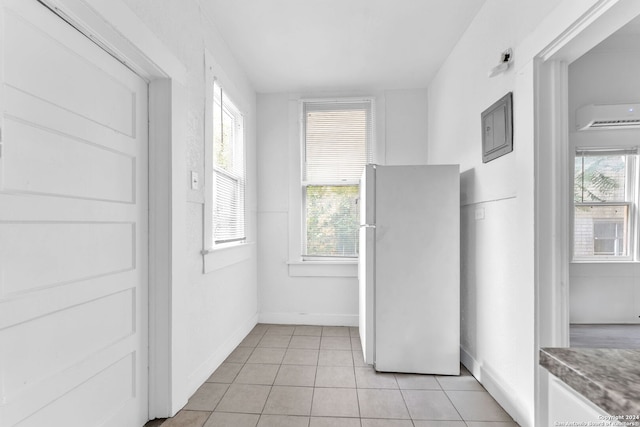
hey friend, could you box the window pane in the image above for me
[305,185,359,257]
[574,205,628,257]
[214,106,236,172]
[214,170,244,243]
[574,154,627,203]
[593,220,624,255]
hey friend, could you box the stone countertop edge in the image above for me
[540,347,640,416]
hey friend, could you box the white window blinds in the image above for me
[213,81,245,244]
[303,101,373,183]
[301,99,373,258]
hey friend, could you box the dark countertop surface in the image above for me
[540,347,640,416]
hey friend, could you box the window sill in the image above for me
[571,259,637,264]
[203,241,254,273]
[287,260,358,278]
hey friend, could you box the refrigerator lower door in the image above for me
[358,225,375,365]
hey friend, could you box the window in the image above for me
[593,219,625,256]
[211,80,245,245]
[301,99,373,259]
[202,52,251,272]
[573,148,637,260]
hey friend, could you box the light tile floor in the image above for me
[147,324,519,427]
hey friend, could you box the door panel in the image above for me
[4,7,136,136]
[4,119,135,202]
[0,222,135,295]
[0,1,148,426]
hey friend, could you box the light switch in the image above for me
[191,171,199,190]
[475,208,485,220]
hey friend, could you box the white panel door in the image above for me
[0,1,149,426]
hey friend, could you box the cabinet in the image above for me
[548,373,612,426]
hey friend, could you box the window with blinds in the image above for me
[212,81,245,244]
[573,147,637,260]
[302,99,373,258]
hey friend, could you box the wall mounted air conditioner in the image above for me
[576,103,640,130]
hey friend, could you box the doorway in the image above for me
[566,17,640,347]
[535,1,640,425]
[535,0,640,350]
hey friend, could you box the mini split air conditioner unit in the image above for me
[576,103,640,130]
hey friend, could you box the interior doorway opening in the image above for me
[566,17,640,347]
[534,1,640,425]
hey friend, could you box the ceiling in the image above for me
[199,0,487,93]
[589,14,640,53]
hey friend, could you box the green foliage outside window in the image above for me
[305,185,359,257]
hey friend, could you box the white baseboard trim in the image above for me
[259,312,358,327]
[460,347,533,427]
[186,313,259,395]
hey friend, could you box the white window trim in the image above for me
[570,137,640,264]
[202,50,251,273]
[287,96,376,277]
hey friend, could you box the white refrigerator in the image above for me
[358,164,460,375]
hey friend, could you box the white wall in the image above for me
[568,37,640,324]
[384,89,429,165]
[425,0,615,425]
[121,0,259,410]
[256,89,428,326]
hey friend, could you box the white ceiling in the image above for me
[199,0,487,93]
[588,14,640,53]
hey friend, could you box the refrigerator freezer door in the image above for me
[374,165,460,374]
[358,225,375,364]
[360,164,376,226]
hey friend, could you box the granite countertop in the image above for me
[540,347,640,416]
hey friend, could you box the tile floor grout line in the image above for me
[441,386,467,425]
[349,334,365,423]
[350,330,365,427]
[244,325,266,427]
[309,341,319,425]
[396,373,416,425]
[200,408,214,427]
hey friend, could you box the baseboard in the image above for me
[570,321,640,324]
[186,312,259,395]
[460,347,533,427]
[258,312,358,327]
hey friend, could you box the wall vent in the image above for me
[576,103,640,130]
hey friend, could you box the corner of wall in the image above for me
[461,347,534,427]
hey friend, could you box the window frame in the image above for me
[202,50,250,272]
[571,146,638,262]
[288,97,375,273]
[211,80,246,245]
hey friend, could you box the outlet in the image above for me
[190,171,199,190]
